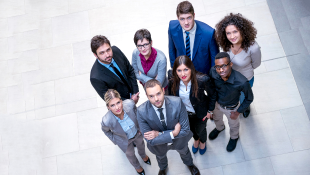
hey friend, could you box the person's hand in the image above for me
[139,71,141,75]
[144,130,159,140]
[230,111,240,120]
[131,92,140,104]
[172,122,181,137]
[202,112,211,121]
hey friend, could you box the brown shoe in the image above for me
[188,164,200,175]
[158,168,167,175]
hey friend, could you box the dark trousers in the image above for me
[156,143,193,170]
[188,113,207,143]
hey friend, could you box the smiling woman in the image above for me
[131,29,168,90]
[168,55,217,155]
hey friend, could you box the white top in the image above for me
[182,22,197,59]
[151,100,174,140]
[228,41,261,80]
[179,80,195,113]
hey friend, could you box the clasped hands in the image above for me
[144,122,181,140]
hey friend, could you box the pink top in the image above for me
[139,47,157,75]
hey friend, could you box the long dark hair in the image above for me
[171,55,199,98]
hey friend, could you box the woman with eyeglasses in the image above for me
[215,13,261,118]
[168,55,216,155]
[132,29,168,90]
[101,89,151,175]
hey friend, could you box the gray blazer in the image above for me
[131,48,168,87]
[137,96,193,156]
[101,99,141,153]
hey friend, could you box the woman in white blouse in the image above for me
[168,55,217,155]
[215,13,261,118]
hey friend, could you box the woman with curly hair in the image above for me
[215,13,261,118]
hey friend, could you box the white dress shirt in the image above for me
[179,80,195,113]
[151,100,175,140]
[182,22,197,59]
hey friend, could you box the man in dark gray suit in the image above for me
[137,79,200,175]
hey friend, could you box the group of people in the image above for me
[90,1,261,175]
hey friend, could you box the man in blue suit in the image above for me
[168,1,219,75]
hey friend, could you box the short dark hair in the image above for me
[215,52,230,62]
[144,79,162,92]
[90,35,111,54]
[176,1,194,17]
[134,29,152,46]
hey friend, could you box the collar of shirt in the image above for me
[151,100,167,123]
[113,110,127,122]
[213,68,236,84]
[182,22,197,35]
[180,80,191,88]
[151,99,166,112]
[139,47,157,63]
[97,58,115,68]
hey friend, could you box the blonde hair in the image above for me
[104,89,122,106]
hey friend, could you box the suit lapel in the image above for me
[114,57,128,80]
[124,107,139,129]
[165,97,174,129]
[107,111,127,137]
[148,101,165,131]
[97,61,124,84]
[177,25,186,55]
[192,22,202,62]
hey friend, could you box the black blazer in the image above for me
[90,46,139,101]
[168,71,216,119]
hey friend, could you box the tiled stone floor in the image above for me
[0,0,309,174]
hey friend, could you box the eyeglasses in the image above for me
[137,43,150,50]
[214,61,231,70]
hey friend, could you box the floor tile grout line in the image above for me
[279,109,294,151]
[268,157,277,175]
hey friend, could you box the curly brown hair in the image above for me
[215,13,257,52]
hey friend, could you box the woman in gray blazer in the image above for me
[101,89,151,175]
[132,29,168,89]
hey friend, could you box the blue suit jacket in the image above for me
[168,20,219,74]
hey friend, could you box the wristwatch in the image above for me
[158,131,163,136]
[207,110,213,115]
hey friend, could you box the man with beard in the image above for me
[137,79,200,175]
[90,35,139,103]
[209,52,253,152]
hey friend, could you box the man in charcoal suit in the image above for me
[137,79,200,175]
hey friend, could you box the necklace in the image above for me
[230,45,242,61]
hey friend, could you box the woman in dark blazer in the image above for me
[168,55,216,155]
[101,89,151,175]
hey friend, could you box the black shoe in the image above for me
[243,107,251,118]
[208,126,225,140]
[137,169,145,175]
[144,157,151,165]
[158,168,167,175]
[226,137,239,152]
[188,164,200,175]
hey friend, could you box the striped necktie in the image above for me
[185,31,191,58]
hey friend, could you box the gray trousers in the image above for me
[156,144,193,170]
[213,102,240,139]
[125,132,147,169]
